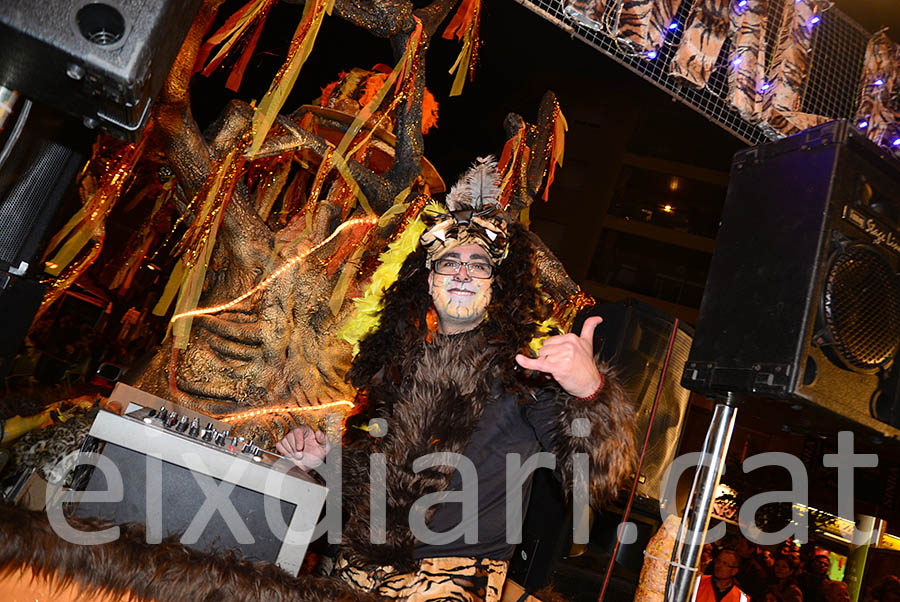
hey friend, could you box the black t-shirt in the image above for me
[413,383,558,561]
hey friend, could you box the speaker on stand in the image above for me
[681,119,900,437]
[666,119,900,602]
[508,299,694,601]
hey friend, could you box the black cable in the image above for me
[0,97,32,174]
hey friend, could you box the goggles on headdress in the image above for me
[420,155,509,268]
[420,205,508,269]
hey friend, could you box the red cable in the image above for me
[597,318,680,602]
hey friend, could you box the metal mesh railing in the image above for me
[513,0,874,145]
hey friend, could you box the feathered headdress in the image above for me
[340,157,517,354]
[420,156,509,267]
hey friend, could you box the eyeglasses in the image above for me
[432,258,494,279]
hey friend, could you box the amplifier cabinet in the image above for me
[72,406,327,576]
[0,0,204,138]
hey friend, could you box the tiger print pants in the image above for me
[334,555,509,601]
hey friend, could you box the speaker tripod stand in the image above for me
[664,392,741,602]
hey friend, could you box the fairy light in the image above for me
[220,400,355,423]
[170,215,378,324]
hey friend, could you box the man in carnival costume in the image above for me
[277,157,636,601]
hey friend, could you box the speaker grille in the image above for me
[823,245,900,372]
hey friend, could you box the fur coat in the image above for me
[339,327,636,572]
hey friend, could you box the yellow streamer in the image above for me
[152,259,187,317]
[44,141,143,276]
[248,0,333,157]
[35,240,103,321]
[172,209,224,349]
[328,241,367,317]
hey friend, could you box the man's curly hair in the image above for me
[348,221,553,393]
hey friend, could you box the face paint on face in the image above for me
[427,243,493,334]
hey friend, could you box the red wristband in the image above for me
[575,373,605,402]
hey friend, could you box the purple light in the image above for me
[668,21,679,30]
[647,50,658,59]
[858,120,869,129]
[808,15,820,26]
[737,0,748,7]
[874,78,885,87]
[893,138,900,147]
[732,57,743,67]
[760,82,771,91]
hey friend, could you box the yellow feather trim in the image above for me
[338,212,431,354]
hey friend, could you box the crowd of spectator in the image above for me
[695,534,898,602]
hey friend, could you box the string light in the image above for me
[646,50,658,60]
[760,81,771,92]
[220,400,355,423]
[892,138,900,147]
[807,15,820,26]
[170,215,378,324]
[858,120,869,129]
[732,57,743,67]
[668,21,678,30]
[873,78,885,87]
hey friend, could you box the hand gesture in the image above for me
[515,316,604,398]
[275,425,332,471]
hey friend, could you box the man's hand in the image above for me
[515,316,604,398]
[275,425,332,471]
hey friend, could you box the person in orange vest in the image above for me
[693,549,749,602]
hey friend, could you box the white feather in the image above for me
[445,155,500,211]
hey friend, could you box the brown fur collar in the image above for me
[341,328,501,570]
[549,363,637,507]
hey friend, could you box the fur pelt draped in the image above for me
[0,503,382,602]
[548,363,636,507]
[341,329,502,571]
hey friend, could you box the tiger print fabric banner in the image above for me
[726,0,768,122]
[555,0,900,147]
[760,0,829,135]
[854,31,900,148]
[668,0,730,88]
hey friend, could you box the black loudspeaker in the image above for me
[0,105,89,274]
[0,105,90,369]
[0,0,204,138]
[681,120,900,437]
[509,299,694,598]
[582,299,694,505]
